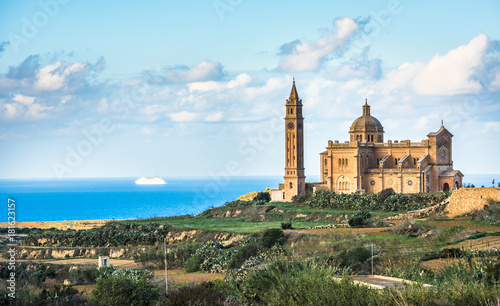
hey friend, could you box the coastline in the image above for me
[0,219,118,230]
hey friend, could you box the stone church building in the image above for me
[273,81,463,202]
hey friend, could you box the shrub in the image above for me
[167,242,200,269]
[348,210,371,227]
[184,241,236,273]
[379,188,395,203]
[239,260,381,305]
[393,219,430,237]
[184,254,203,272]
[92,275,159,306]
[472,200,500,224]
[37,285,85,304]
[292,192,313,204]
[336,246,372,271]
[253,192,271,203]
[133,246,165,269]
[281,220,293,229]
[261,229,285,248]
[228,243,259,269]
[164,281,236,305]
[69,266,99,284]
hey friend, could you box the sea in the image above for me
[0,174,498,222]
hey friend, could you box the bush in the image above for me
[239,260,381,305]
[164,281,236,305]
[167,243,200,269]
[292,192,313,204]
[348,210,371,227]
[69,266,99,284]
[37,285,86,304]
[336,246,372,271]
[393,219,431,237]
[301,190,450,212]
[184,241,236,273]
[92,275,159,306]
[472,200,500,224]
[281,220,293,229]
[379,188,395,203]
[133,246,165,269]
[253,192,271,203]
[184,254,203,272]
[228,243,259,269]
[261,229,285,248]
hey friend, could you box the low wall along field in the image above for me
[448,187,500,216]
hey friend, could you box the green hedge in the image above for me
[303,190,450,212]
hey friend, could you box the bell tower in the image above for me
[284,79,306,201]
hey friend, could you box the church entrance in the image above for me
[443,183,450,192]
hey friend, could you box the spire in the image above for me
[362,98,371,116]
[289,78,299,101]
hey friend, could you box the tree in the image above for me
[92,275,159,306]
[253,192,271,203]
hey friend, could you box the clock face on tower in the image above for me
[440,150,445,161]
[287,122,295,130]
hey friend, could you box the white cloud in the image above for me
[169,111,200,122]
[164,61,224,83]
[35,62,65,91]
[483,121,500,132]
[34,61,88,91]
[412,33,487,95]
[60,95,72,104]
[204,112,224,122]
[490,73,500,92]
[12,94,35,105]
[4,103,21,118]
[278,17,358,72]
[188,73,251,92]
[376,33,489,96]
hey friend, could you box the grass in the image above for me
[165,218,334,234]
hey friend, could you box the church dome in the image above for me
[350,113,384,133]
[349,100,383,133]
[349,99,384,142]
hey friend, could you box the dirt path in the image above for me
[290,227,390,235]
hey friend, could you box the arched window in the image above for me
[289,182,293,189]
[291,108,294,115]
[413,158,417,165]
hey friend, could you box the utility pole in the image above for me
[371,243,374,276]
[165,237,168,292]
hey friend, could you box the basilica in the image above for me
[273,81,463,202]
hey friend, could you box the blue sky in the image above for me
[0,0,499,179]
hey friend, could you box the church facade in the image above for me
[274,81,463,202]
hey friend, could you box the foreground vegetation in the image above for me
[2,190,500,305]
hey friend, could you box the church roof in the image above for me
[289,79,299,100]
[349,99,384,133]
[427,124,454,137]
[286,79,302,105]
[439,169,464,178]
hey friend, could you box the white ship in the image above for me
[135,176,167,185]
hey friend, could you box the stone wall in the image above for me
[448,187,500,216]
